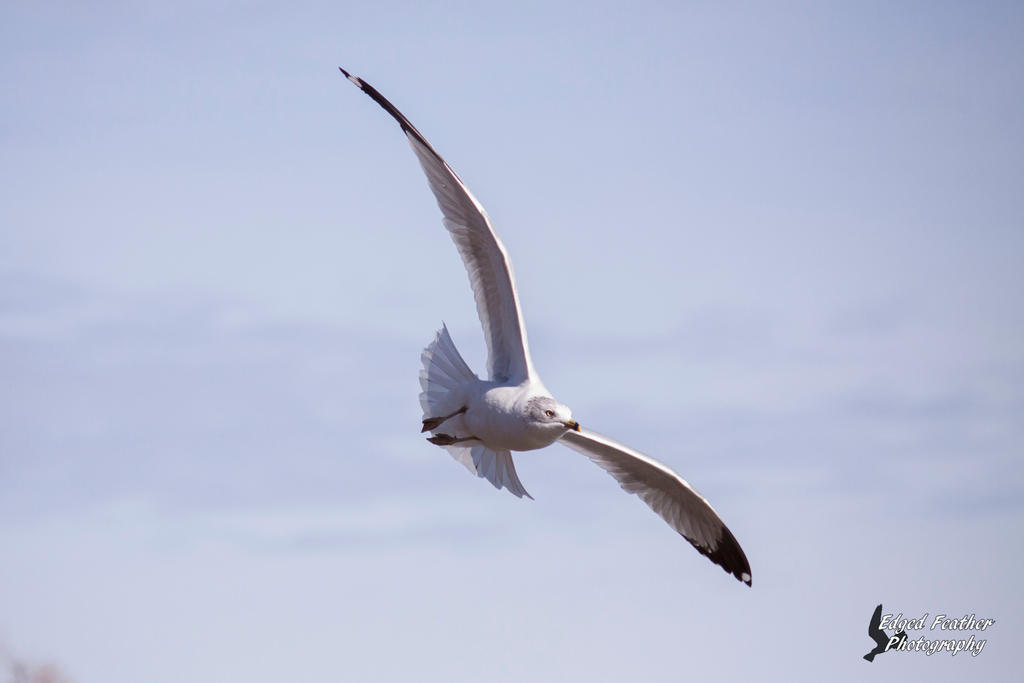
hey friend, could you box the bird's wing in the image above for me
[559,427,751,586]
[340,69,535,384]
[868,604,889,648]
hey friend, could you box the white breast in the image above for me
[464,382,559,452]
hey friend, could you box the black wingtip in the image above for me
[333,68,446,164]
[695,523,752,587]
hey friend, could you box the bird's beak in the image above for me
[564,420,581,432]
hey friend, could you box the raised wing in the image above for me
[559,427,752,586]
[340,68,536,384]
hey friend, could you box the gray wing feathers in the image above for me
[405,134,534,383]
[559,428,752,585]
[341,69,535,383]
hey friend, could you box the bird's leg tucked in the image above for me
[421,406,468,433]
[426,433,478,446]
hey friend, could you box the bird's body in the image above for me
[434,378,564,452]
[341,67,753,586]
[466,384,563,452]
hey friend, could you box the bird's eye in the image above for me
[544,410,554,417]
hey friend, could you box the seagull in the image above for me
[340,68,752,586]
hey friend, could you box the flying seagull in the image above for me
[340,68,752,586]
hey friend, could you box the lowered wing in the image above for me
[560,427,752,585]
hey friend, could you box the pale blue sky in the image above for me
[1,1,1022,681]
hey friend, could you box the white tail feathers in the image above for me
[419,323,477,417]
[444,443,532,499]
[469,445,532,499]
[419,325,532,499]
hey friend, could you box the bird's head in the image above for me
[526,396,580,433]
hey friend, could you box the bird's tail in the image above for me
[419,325,532,499]
[419,324,477,419]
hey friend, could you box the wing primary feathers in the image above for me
[559,428,752,586]
[338,67,449,173]
[338,67,537,383]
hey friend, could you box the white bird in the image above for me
[340,68,752,586]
